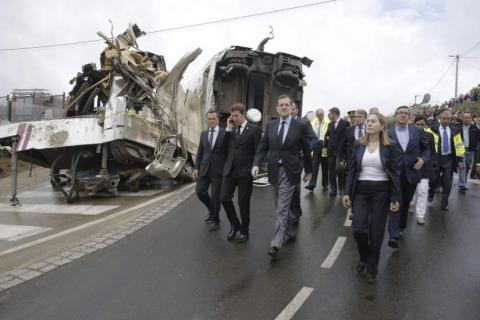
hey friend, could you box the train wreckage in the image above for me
[0,24,312,204]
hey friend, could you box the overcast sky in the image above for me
[0,0,479,115]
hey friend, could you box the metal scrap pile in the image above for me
[65,24,173,132]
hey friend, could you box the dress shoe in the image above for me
[356,262,366,273]
[237,233,249,243]
[292,217,299,227]
[305,185,315,192]
[458,186,468,192]
[427,195,434,202]
[226,228,238,241]
[329,192,337,197]
[366,273,377,284]
[204,215,213,223]
[268,246,279,259]
[208,222,219,232]
[441,199,448,211]
[388,238,399,249]
[417,217,425,225]
[283,235,296,245]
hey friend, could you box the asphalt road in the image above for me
[1,179,479,320]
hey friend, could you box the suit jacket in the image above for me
[194,127,227,178]
[421,130,437,179]
[324,118,350,157]
[388,124,430,184]
[430,124,464,171]
[461,124,480,152]
[340,125,364,162]
[223,122,262,177]
[345,141,401,204]
[254,118,313,185]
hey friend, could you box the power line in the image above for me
[427,58,456,93]
[461,40,480,56]
[460,61,480,71]
[0,0,338,52]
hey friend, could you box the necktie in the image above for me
[442,127,449,154]
[278,121,286,145]
[317,123,322,139]
[236,125,242,136]
[358,126,363,138]
[208,128,214,149]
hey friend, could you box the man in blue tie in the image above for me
[428,109,465,210]
[387,106,430,248]
[193,110,227,231]
[252,95,313,259]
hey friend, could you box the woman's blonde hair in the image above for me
[359,112,391,146]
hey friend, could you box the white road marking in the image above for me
[0,183,193,257]
[275,287,314,320]
[344,208,352,227]
[11,189,163,199]
[321,236,347,269]
[0,204,119,215]
[0,224,52,241]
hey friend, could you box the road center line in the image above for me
[321,236,346,269]
[0,183,193,257]
[344,208,352,227]
[275,287,314,320]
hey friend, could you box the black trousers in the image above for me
[352,180,391,276]
[388,171,417,238]
[429,154,454,203]
[307,144,329,189]
[195,173,222,223]
[220,174,253,235]
[328,155,346,193]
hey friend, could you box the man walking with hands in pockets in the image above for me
[252,95,313,259]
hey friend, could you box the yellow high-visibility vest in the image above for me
[310,118,330,157]
[453,132,465,157]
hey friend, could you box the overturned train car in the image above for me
[0,25,312,203]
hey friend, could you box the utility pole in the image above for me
[449,54,460,99]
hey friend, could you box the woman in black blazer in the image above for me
[343,112,401,283]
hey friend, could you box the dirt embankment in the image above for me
[0,156,32,178]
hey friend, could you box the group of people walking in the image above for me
[193,95,479,284]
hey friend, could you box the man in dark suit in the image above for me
[290,102,318,226]
[340,109,367,165]
[458,111,479,191]
[428,109,464,210]
[193,110,227,232]
[220,103,262,243]
[324,107,350,196]
[252,94,313,259]
[387,106,430,248]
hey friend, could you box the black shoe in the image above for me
[458,186,468,192]
[283,235,296,245]
[292,217,299,227]
[388,238,399,249]
[427,194,434,202]
[268,246,279,259]
[329,192,337,197]
[441,199,448,211]
[226,228,238,241]
[305,185,315,192]
[356,262,366,273]
[208,222,219,232]
[322,186,329,192]
[237,233,249,243]
[366,273,377,284]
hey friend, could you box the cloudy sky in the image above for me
[0,0,479,115]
